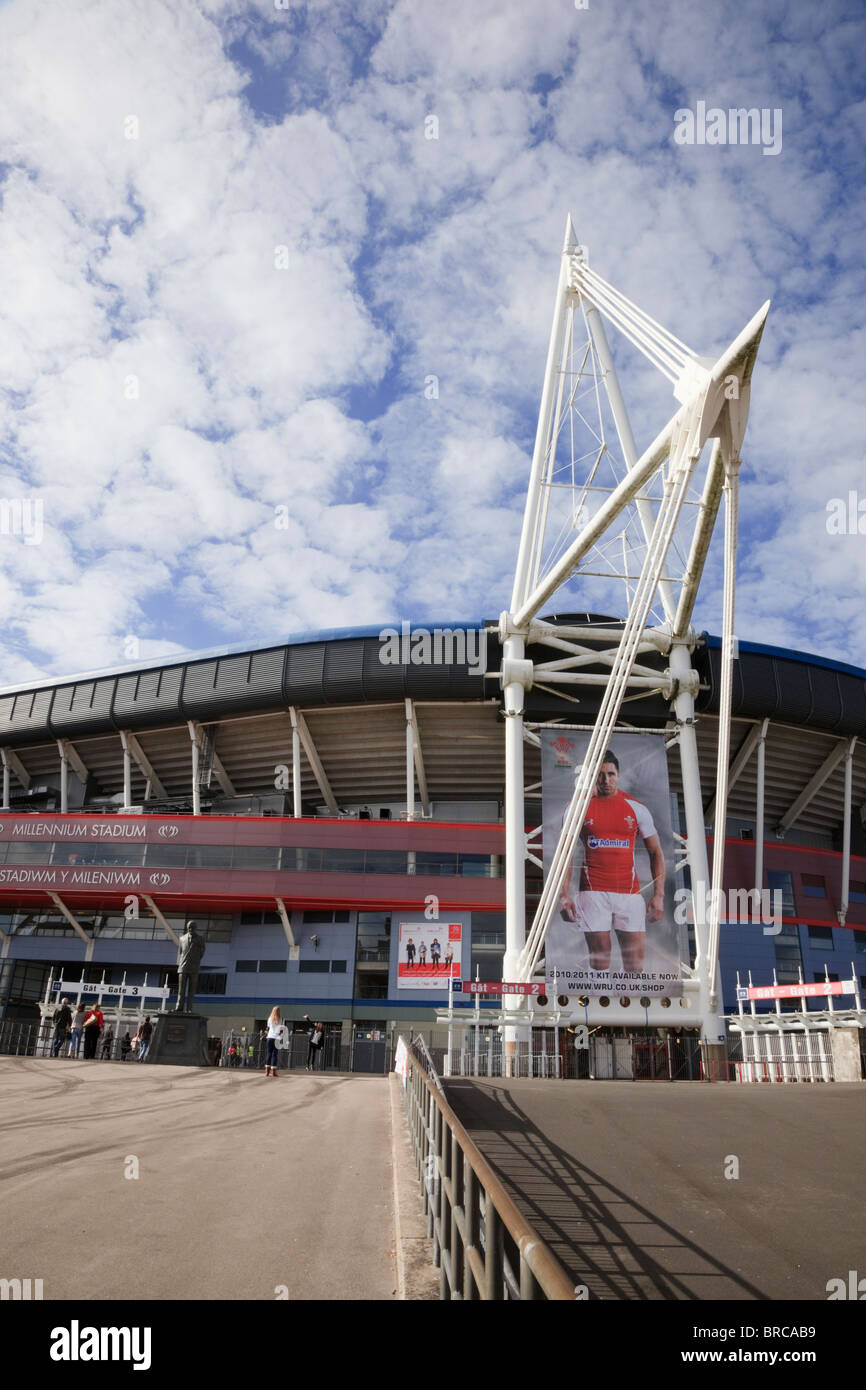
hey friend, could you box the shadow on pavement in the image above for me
[445,1080,769,1301]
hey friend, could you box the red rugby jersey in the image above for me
[578,790,656,893]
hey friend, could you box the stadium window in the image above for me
[203,917,232,942]
[235,960,257,973]
[144,843,187,867]
[774,931,801,982]
[330,960,347,973]
[849,880,866,905]
[9,961,52,1002]
[258,960,287,973]
[232,846,280,869]
[853,930,866,955]
[459,853,493,878]
[198,973,227,996]
[186,845,233,869]
[414,850,458,876]
[6,842,52,864]
[303,910,351,924]
[298,960,329,974]
[813,972,839,983]
[321,848,365,873]
[767,871,795,915]
[363,850,407,874]
[801,873,827,898]
[807,925,834,951]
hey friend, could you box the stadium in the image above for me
[0,612,864,1079]
[2,221,863,1085]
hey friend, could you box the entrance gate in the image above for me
[352,1029,387,1074]
[633,1040,670,1080]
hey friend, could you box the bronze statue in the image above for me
[175,920,206,1012]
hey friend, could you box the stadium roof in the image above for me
[0,618,863,842]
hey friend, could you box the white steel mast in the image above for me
[500,217,769,1069]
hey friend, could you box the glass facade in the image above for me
[0,840,503,877]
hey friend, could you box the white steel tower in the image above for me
[500,217,769,1067]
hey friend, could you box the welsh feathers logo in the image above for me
[149,872,171,887]
[550,736,574,768]
[158,824,179,838]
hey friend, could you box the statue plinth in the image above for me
[145,1012,210,1067]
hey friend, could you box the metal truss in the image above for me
[501,217,769,1047]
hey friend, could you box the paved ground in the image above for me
[0,1058,398,1301]
[443,1077,866,1301]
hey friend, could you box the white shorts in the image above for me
[576,890,646,935]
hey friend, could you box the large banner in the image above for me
[397,921,462,990]
[542,731,683,998]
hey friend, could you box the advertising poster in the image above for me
[542,731,683,998]
[397,921,462,989]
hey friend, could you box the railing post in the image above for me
[484,1197,504,1300]
[438,1106,448,1295]
[520,1257,541,1300]
[464,1164,478,1300]
[451,1131,464,1299]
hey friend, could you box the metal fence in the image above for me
[435,1030,705,1081]
[0,1019,143,1061]
[219,1030,394,1074]
[0,1020,399,1072]
[729,1030,835,1083]
[400,1034,576,1300]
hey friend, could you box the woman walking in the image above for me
[306,1021,324,1071]
[67,1002,86,1058]
[264,1006,284,1077]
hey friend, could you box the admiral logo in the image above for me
[586,835,630,849]
[158,824,179,838]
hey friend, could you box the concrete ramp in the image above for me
[443,1077,866,1301]
[0,1059,396,1301]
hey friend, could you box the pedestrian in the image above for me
[100,1026,115,1060]
[120,1032,133,1061]
[307,1021,324,1071]
[82,1003,104,1060]
[137,1016,153,1062]
[264,1006,285,1077]
[67,1002,86,1058]
[51,997,72,1057]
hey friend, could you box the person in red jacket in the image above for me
[82,1004,105,1060]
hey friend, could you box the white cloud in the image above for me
[0,0,862,686]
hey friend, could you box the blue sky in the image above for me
[0,0,864,683]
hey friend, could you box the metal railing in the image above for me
[401,1034,576,1300]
